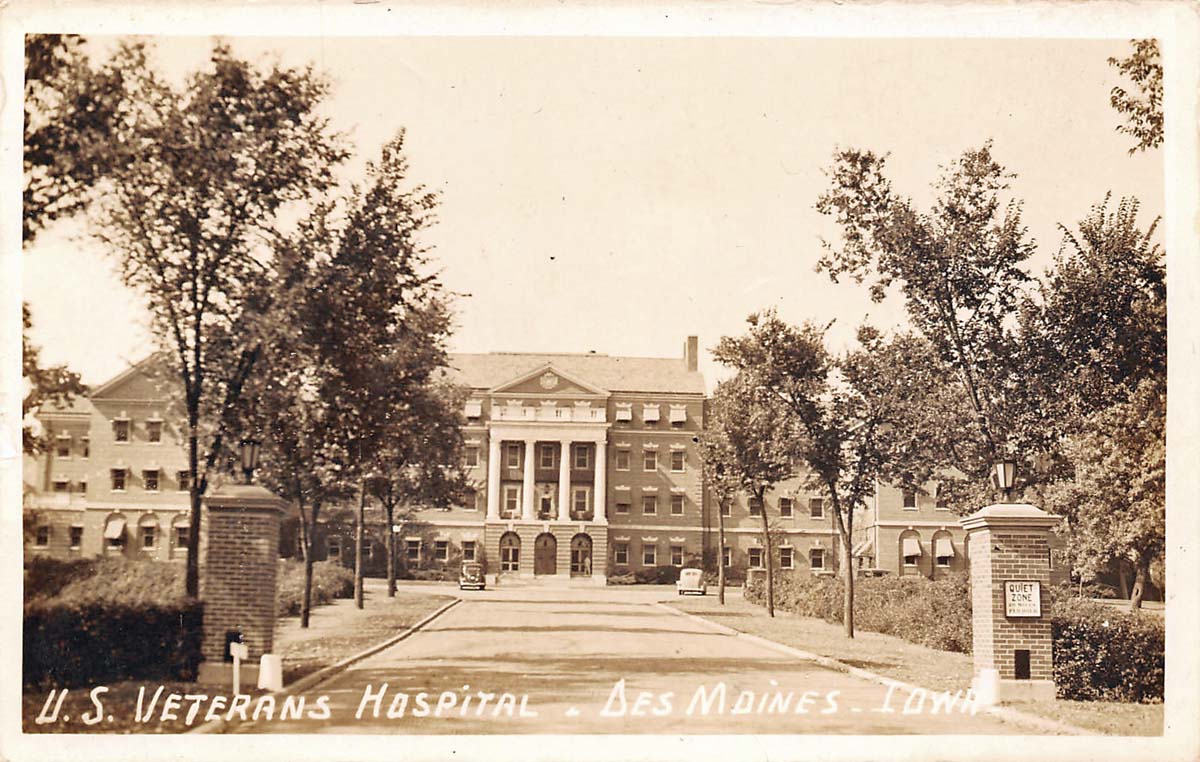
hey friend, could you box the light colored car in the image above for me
[676,567,707,596]
[458,562,486,590]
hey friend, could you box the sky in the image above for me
[21,35,1165,390]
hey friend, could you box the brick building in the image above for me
[853,480,970,578]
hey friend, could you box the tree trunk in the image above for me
[385,503,396,597]
[1129,551,1151,611]
[185,414,201,599]
[355,476,365,609]
[717,498,727,606]
[841,536,854,638]
[1117,562,1131,600]
[758,491,774,618]
[302,548,314,628]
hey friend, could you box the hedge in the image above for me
[276,559,356,616]
[743,573,1163,702]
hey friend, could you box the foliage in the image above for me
[25,557,185,607]
[276,560,354,616]
[1051,597,1164,702]
[1108,40,1163,154]
[21,303,86,454]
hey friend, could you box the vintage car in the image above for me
[458,562,486,590]
[675,567,707,596]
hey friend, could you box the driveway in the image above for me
[234,583,1026,734]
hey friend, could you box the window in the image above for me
[175,525,189,550]
[56,435,71,458]
[464,446,480,468]
[574,445,590,470]
[748,547,763,568]
[934,535,955,568]
[809,498,825,518]
[539,444,555,469]
[809,548,825,570]
[902,535,921,567]
[615,450,630,471]
[643,449,657,471]
[642,544,657,566]
[177,470,191,492]
[642,404,660,423]
[35,526,50,547]
[749,498,763,517]
[538,494,554,519]
[464,400,482,419]
[147,420,163,443]
[642,495,657,515]
[720,501,731,518]
[328,536,342,559]
[670,545,684,566]
[780,547,794,569]
[69,526,83,549]
[722,546,731,567]
[113,419,130,443]
[573,487,589,516]
[434,540,449,562]
[462,488,478,511]
[81,436,89,458]
[141,524,157,549]
[615,404,633,422]
[615,500,630,515]
[500,534,520,571]
[670,450,685,472]
[143,469,160,492]
[779,498,793,517]
[902,489,917,509]
[935,485,950,511]
[78,480,87,495]
[613,543,629,565]
[505,444,521,469]
[670,494,685,515]
[462,540,477,562]
[503,485,521,517]
[405,539,421,562]
[669,405,687,424]
[111,468,127,492]
[53,479,69,493]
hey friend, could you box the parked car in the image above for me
[459,562,486,590]
[676,567,707,596]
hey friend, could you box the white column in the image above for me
[558,440,572,522]
[521,439,536,521]
[593,438,607,524]
[486,435,501,520]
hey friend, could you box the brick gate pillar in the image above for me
[197,483,287,685]
[960,503,1062,706]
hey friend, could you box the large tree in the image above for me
[1108,39,1163,155]
[77,40,348,598]
[697,436,740,605]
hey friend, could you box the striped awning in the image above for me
[934,536,955,557]
[902,536,922,556]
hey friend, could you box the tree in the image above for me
[702,374,798,617]
[1108,39,1163,155]
[21,304,86,454]
[699,423,747,606]
[76,40,348,598]
[714,311,940,636]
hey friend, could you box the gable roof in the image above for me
[447,352,705,395]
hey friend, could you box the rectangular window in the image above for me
[464,446,479,468]
[503,486,520,516]
[614,543,629,565]
[749,498,763,516]
[56,435,71,458]
[111,469,127,492]
[141,525,156,549]
[540,444,555,469]
[175,525,189,550]
[809,498,825,519]
[810,548,825,570]
[780,547,794,569]
[670,450,685,472]
[113,419,130,443]
[643,405,660,423]
[462,540,477,562]
[902,489,917,509]
[69,526,83,549]
[406,539,421,562]
[722,546,731,567]
[462,488,478,511]
[642,495,657,515]
[643,450,657,471]
[720,501,731,518]
[615,405,633,422]
[670,494,685,515]
[936,553,952,568]
[615,500,630,515]
[434,540,449,562]
[670,545,684,566]
[143,469,160,492]
[328,536,342,559]
[81,436,89,458]
[780,498,793,517]
[904,553,918,567]
[615,450,630,471]
[53,480,69,493]
[177,470,191,492]
[500,544,519,571]
[748,547,763,568]
[147,420,163,443]
[79,480,87,495]
[506,444,521,469]
[935,486,950,511]
[35,526,50,547]
[573,487,589,515]
[642,544,657,566]
[574,445,590,470]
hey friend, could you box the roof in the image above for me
[446,352,705,395]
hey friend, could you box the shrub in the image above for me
[607,570,636,585]
[276,560,355,616]
[26,557,186,606]
[24,557,99,602]
[409,568,452,582]
[1052,597,1164,702]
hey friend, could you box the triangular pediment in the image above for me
[489,363,608,396]
[91,355,177,401]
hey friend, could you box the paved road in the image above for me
[236,584,1026,734]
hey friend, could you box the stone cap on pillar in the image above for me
[203,483,288,515]
[960,503,1061,532]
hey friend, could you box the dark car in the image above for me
[459,562,486,590]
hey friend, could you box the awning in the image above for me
[902,536,923,556]
[852,538,874,557]
[934,536,955,557]
[103,516,127,540]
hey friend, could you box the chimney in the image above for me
[683,335,698,372]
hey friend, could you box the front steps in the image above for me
[491,573,606,588]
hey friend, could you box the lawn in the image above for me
[23,587,453,734]
[668,593,1162,736]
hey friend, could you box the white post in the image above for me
[593,438,607,524]
[522,439,537,521]
[486,435,501,520]
[558,440,572,521]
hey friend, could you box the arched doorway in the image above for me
[534,533,557,575]
[570,534,593,576]
[499,532,521,572]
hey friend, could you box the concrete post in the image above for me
[960,503,1061,706]
[198,483,287,686]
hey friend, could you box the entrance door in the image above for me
[534,533,557,575]
[570,534,593,576]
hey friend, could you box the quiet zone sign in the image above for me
[1004,580,1042,617]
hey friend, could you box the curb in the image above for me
[657,602,1092,736]
[190,597,461,734]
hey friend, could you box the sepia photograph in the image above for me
[2,1,1198,760]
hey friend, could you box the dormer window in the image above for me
[642,404,660,423]
[615,403,633,422]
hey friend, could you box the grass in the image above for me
[669,593,1163,736]
[23,587,453,734]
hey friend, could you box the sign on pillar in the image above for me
[960,503,1062,706]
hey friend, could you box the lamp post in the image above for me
[715,464,727,606]
[239,438,262,485]
[991,460,1017,503]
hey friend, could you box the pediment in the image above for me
[91,355,177,401]
[489,363,608,396]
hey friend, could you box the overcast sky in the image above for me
[22,35,1164,389]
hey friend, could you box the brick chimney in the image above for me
[683,335,698,372]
